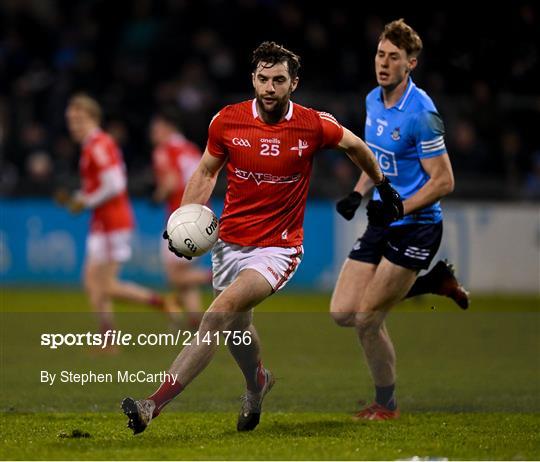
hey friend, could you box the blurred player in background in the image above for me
[332,19,470,420]
[122,41,403,434]
[150,107,210,330]
[59,94,179,340]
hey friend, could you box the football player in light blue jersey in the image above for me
[331,19,469,420]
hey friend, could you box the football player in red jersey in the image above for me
[150,107,212,330]
[60,94,180,343]
[122,42,402,433]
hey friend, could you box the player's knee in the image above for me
[83,272,98,295]
[203,302,244,331]
[83,280,104,307]
[102,278,118,297]
[330,294,358,327]
[354,311,383,337]
[200,311,240,332]
[330,310,355,327]
[199,311,225,332]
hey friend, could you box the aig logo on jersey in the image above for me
[232,138,251,147]
[367,142,398,176]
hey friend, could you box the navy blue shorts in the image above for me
[348,222,443,271]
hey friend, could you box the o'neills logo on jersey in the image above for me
[234,168,301,186]
[260,137,280,144]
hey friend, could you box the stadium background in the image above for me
[1,1,539,293]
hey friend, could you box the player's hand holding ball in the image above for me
[336,191,363,221]
[162,230,192,260]
[164,204,219,260]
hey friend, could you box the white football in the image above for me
[166,204,219,257]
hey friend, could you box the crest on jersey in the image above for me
[290,139,309,157]
[391,128,401,141]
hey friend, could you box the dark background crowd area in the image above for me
[1,0,539,201]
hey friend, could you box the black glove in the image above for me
[366,200,394,227]
[375,175,403,222]
[162,230,192,260]
[336,191,363,221]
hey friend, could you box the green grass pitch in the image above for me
[1,289,539,460]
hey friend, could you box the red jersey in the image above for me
[79,130,134,232]
[152,134,202,215]
[207,99,343,247]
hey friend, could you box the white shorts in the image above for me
[211,239,303,293]
[86,230,132,264]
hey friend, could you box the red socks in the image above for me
[148,293,164,308]
[147,376,184,417]
[255,360,266,391]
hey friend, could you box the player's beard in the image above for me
[255,90,291,124]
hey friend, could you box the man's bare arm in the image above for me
[337,127,384,184]
[181,149,227,205]
[402,153,454,215]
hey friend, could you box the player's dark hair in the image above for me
[379,19,423,58]
[154,105,183,131]
[252,41,301,79]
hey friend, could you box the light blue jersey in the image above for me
[366,78,446,225]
